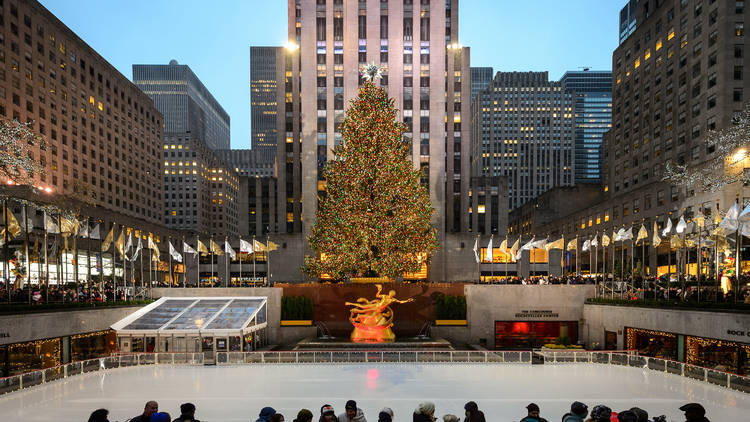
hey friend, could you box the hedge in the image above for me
[281,295,314,320]
[435,294,467,320]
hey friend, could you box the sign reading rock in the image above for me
[514,310,559,318]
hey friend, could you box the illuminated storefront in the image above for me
[626,328,678,361]
[495,321,578,349]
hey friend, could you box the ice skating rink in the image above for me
[0,363,748,421]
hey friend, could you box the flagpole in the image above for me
[210,235,215,287]
[504,234,508,282]
[196,234,200,287]
[224,235,229,288]
[23,204,30,303]
[2,200,9,303]
[181,235,186,288]
[611,228,615,299]
[239,236,243,286]
[140,235,144,293]
[735,197,741,304]
[44,220,49,304]
[253,235,257,285]
[73,220,79,301]
[476,234,481,283]
[682,215,687,300]
[698,218,702,302]
[630,228,634,297]
[490,234,494,282]
[594,232,598,298]
[547,234,551,280]
[266,234,271,286]
[575,235,579,278]
[85,218,91,302]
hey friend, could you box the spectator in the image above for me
[173,402,199,422]
[413,402,436,422]
[628,407,648,422]
[295,409,314,422]
[131,400,159,422]
[320,404,338,422]
[562,402,588,422]
[88,409,110,422]
[378,408,394,422]
[521,403,548,422]
[442,415,459,422]
[256,407,277,422]
[617,411,637,422]
[271,414,286,422]
[679,403,710,422]
[339,400,367,422]
[587,405,612,422]
[151,413,171,422]
[464,401,485,422]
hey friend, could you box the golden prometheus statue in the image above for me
[345,284,414,343]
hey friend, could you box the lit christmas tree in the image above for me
[304,64,438,280]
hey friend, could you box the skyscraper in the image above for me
[619,0,639,44]
[470,67,493,101]
[250,47,285,164]
[559,70,612,184]
[472,71,575,210]
[133,61,230,151]
[277,0,477,281]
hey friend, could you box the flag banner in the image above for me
[695,210,706,228]
[115,230,125,258]
[566,238,577,251]
[101,226,114,251]
[210,239,224,255]
[253,239,267,253]
[240,239,254,254]
[125,232,133,254]
[131,237,143,262]
[720,203,740,232]
[517,238,535,260]
[531,238,548,250]
[78,221,89,238]
[472,237,479,263]
[184,241,198,256]
[652,221,661,247]
[602,233,610,247]
[670,235,684,248]
[510,238,520,255]
[615,228,625,242]
[267,240,279,251]
[169,241,183,263]
[591,235,598,248]
[44,212,59,234]
[636,224,648,243]
[484,238,493,263]
[225,240,236,260]
[545,237,564,251]
[90,224,100,240]
[197,239,209,256]
[582,239,590,252]
[661,217,673,237]
[676,216,688,234]
[498,238,508,251]
[60,216,80,237]
[148,237,160,261]
[21,207,34,232]
[5,208,21,237]
[623,226,634,240]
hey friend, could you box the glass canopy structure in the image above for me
[112,297,268,354]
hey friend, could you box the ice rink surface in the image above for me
[1,363,748,421]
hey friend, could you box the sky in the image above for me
[39,0,622,150]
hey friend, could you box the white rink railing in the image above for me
[1,350,749,396]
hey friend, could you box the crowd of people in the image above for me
[86,399,710,422]
[0,283,123,304]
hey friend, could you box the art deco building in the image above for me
[276,0,480,281]
[470,66,493,101]
[472,71,576,211]
[250,46,285,165]
[0,0,164,225]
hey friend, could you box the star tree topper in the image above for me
[360,61,385,83]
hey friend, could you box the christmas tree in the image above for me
[304,65,438,280]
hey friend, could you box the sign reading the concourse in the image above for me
[514,310,559,318]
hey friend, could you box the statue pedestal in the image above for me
[351,324,395,343]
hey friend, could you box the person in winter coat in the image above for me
[320,404,339,422]
[679,403,710,422]
[520,403,548,422]
[442,415,459,422]
[413,402,436,422]
[339,400,367,422]
[173,403,200,422]
[463,402,485,422]
[271,414,285,422]
[150,413,171,422]
[628,407,648,422]
[256,407,277,422]
[562,402,589,422]
[130,401,159,422]
[616,411,637,422]
[587,405,612,422]
[378,408,394,422]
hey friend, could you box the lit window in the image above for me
[667,29,675,40]
[655,39,663,51]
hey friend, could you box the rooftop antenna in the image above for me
[579,66,591,71]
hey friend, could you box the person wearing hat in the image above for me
[320,405,339,422]
[173,402,199,422]
[679,403,710,422]
[616,410,637,422]
[414,402,436,422]
[442,415,459,422]
[256,407,277,422]
[520,403,548,422]
[463,401,486,422]
[294,409,314,422]
[338,400,367,422]
[378,407,394,422]
[562,402,588,422]
[587,405,612,422]
[150,413,171,422]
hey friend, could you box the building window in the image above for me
[736,23,745,37]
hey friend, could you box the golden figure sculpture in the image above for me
[345,284,414,343]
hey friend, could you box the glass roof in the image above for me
[114,297,268,333]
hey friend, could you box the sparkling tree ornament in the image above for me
[0,119,46,185]
[360,62,385,83]
[303,81,438,280]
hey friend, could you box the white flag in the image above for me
[225,239,236,260]
[44,212,59,233]
[90,224,101,240]
[240,238,253,254]
[472,237,479,263]
[582,239,591,252]
[622,227,634,240]
[517,237,535,260]
[676,215,687,234]
[169,241,183,263]
[131,237,143,262]
[183,241,198,257]
[591,235,598,247]
[615,228,625,241]
[720,203,740,232]
[125,232,133,253]
[484,238,493,263]
[78,221,89,238]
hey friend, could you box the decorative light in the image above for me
[285,41,299,51]
[733,148,746,162]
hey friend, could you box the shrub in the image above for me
[281,295,314,320]
[434,294,466,320]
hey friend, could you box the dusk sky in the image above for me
[40,0,622,149]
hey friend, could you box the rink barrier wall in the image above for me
[1,350,749,396]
